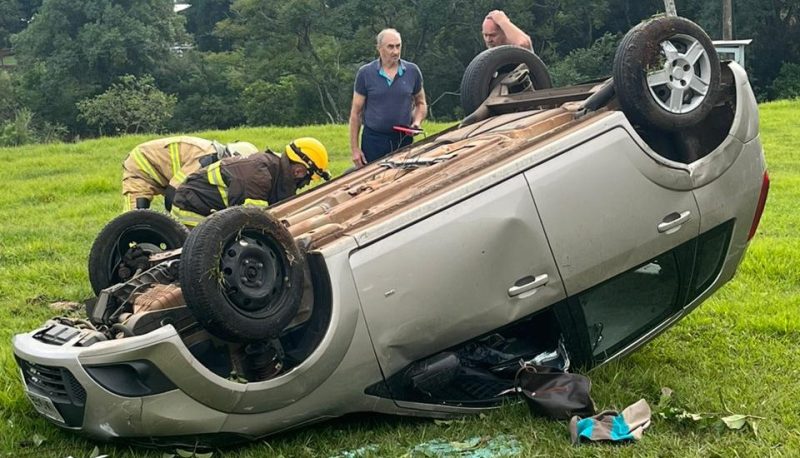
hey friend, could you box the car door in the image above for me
[349,174,565,378]
[524,126,700,363]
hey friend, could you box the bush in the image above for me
[771,62,800,100]
[77,74,177,136]
[0,108,69,146]
[0,108,35,146]
[549,32,622,87]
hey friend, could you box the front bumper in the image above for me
[13,325,233,440]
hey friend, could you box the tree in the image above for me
[215,0,357,123]
[11,0,186,133]
[0,0,40,48]
[183,0,234,52]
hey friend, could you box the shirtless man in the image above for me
[481,10,533,50]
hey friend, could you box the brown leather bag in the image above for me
[513,364,595,420]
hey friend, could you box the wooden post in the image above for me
[722,0,733,39]
[663,0,678,17]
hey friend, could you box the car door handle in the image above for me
[508,274,549,297]
[658,210,692,234]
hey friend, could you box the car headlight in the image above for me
[85,360,177,397]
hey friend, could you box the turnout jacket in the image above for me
[172,151,297,218]
[122,136,219,194]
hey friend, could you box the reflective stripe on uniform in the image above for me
[207,162,229,207]
[169,143,186,184]
[243,198,268,207]
[171,206,206,228]
[132,147,165,186]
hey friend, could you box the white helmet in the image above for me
[225,141,259,158]
[213,140,259,159]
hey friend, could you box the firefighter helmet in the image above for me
[285,137,331,181]
[223,141,258,158]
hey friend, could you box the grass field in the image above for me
[0,103,798,457]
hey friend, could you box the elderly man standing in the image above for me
[349,28,427,167]
[482,10,533,50]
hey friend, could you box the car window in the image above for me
[581,252,679,358]
[575,240,695,361]
[689,220,734,300]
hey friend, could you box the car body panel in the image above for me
[351,174,565,377]
[525,126,701,295]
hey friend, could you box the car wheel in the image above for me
[88,210,189,294]
[613,16,721,131]
[460,45,553,116]
[179,206,304,343]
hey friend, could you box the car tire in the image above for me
[179,206,304,343]
[613,16,721,131]
[460,45,553,116]
[88,210,189,294]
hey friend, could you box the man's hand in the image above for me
[352,147,367,168]
[486,10,509,24]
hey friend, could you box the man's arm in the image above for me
[349,92,367,168]
[487,10,532,50]
[411,89,427,129]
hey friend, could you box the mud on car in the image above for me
[13,16,768,446]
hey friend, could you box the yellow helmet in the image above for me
[285,137,331,181]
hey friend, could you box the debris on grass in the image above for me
[433,418,466,426]
[162,448,213,458]
[403,434,521,457]
[328,444,379,458]
[329,435,522,458]
[18,432,46,447]
[656,387,763,435]
[63,445,109,458]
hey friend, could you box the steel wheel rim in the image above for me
[220,233,285,316]
[646,33,712,114]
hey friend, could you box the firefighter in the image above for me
[122,136,259,211]
[170,137,331,227]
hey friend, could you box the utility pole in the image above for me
[722,0,733,39]
[663,0,677,17]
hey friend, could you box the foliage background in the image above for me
[0,0,799,143]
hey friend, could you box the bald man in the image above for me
[482,10,533,50]
[349,28,427,167]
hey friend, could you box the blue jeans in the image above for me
[361,126,413,163]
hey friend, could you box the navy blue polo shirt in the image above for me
[354,59,423,134]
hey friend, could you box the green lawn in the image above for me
[0,103,798,457]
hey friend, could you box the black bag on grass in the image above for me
[513,364,595,420]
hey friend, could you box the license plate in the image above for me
[25,391,65,424]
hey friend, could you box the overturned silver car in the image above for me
[13,16,768,446]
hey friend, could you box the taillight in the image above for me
[747,171,769,241]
